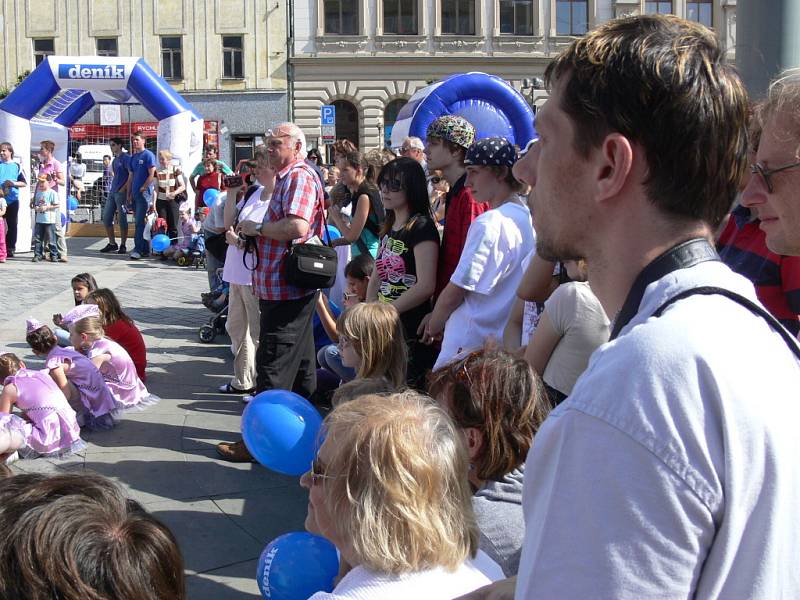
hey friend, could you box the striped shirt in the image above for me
[156,165,182,201]
[251,159,324,301]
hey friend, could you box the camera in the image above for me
[223,174,245,188]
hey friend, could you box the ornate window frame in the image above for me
[549,0,597,39]
[433,0,485,52]
[315,0,370,53]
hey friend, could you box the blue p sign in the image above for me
[321,105,336,126]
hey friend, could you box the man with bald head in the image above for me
[216,122,325,462]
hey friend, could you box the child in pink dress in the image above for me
[25,317,118,430]
[0,353,85,460]
[62,305,158,411]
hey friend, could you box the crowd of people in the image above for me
[1,13,800,599]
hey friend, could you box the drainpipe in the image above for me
[286,0,295,122]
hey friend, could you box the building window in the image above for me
[645,1,672,14]
[96,38,118,57]
[555,1,588,35]
[687,0,712,27]
[333,100,359,148]
[325,0,358,35]
[161,37,183,80]
[33,39,55,66]
[500,0,534,35]
[442,0,475,35]
[384,0,418,35]
[222,36,244,79]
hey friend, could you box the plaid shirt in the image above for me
[252,159,324,300]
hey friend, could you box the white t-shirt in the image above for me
[222,186,271,285]
[434,199,534,370]
[516,261,800,599]
[541,281,610,395]
[70,162,86,178]
[310,552,502,600]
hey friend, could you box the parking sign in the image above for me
[321,105,336,126]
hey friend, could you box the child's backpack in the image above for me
[151,217,168,237]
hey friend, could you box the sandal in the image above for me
[218,383,254,394]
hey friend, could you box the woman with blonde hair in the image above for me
[300,391,502,598]
[335,302,407,390]
[155,149,186,245]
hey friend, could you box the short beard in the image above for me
[535,236,583,263]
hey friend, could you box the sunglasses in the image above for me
[379,179,404,193]
[750,160,800,194]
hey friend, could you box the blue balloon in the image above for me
[241,390,323,476]
[151,234,171,252]
[60,211,67,227]
[324,225,341,242]
[67,196,78,211]
[203,188,220,207]
[256,532,339,600]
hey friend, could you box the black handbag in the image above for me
[204,232,227,262]
[284,242,338,289]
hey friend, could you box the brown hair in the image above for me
[484,165,524,193]
[26,325,58,355]
[331,376,398,406]
[85,289,134,327]
[0,141,14,157]
[332,139,357,159]
[428,347,549,481]
[0,472,185,599]
[426,136,467,162]
[0,353,22,379]
[39,140,55,153]
[544,14,748,228]
[132,130,146,140]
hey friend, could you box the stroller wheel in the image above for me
[198,324,216,343]
[177,255,188,266]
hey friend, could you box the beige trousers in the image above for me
[226,283,261,390]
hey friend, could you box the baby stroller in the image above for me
[177,233,206,269]
[198,277,229,343]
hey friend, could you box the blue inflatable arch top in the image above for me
[390,72,536,149]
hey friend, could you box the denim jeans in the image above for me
[317,344,356,382]
[102,190,129,233]
[133,189,152,254]
[33,222,58,259]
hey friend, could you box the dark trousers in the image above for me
[33,222,58,259]
[156,198,180,244]
[4,201,18,254]
[255,294,317,399]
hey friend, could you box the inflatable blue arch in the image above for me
[0,56,203,252]
[390,72,537,149]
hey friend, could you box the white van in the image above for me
[76,144,113,202]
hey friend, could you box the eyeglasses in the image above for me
[429,176,442,185]
[379,180,403,193]
[750,160,800,193]
[308,456,335,485]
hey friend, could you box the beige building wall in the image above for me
[0,0,287,92]
[291,0,737,151]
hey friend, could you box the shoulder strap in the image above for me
[288,161,331,246]
[652,286,800,360]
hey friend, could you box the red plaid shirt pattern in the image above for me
[252,159,325,300]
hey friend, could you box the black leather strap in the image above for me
[610,238,719,340]
[652,286,800,359]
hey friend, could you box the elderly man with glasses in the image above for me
[741,69,800,258]
[216,122,325,462]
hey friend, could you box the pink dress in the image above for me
[1,368,85,458]
[46,346,118,430]
[87,337,158,410]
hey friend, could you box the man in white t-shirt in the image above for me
[421,137,534,369]
[459,15,800,600]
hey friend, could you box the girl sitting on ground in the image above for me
[0,352,86,461]
[162,203,200,261]
[429,347,550,577]
[52,272,98,346]
[25,318,118,430]
[85,288,147,382]
[62,305,158,412]
[332,302,407,403]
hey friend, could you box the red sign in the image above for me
[69,121,218,140]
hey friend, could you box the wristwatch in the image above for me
[255,222,263,236]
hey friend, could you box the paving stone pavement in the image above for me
[0,238,309,599]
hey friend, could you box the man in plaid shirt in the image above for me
[217,122,324,462]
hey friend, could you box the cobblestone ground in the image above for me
[0,238,308,599]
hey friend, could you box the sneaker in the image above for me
[242,393,255,404]
[32,256,42,262]
[216,440,255,463]
[129,251,142,260]
[50,256,58,263]
[117,243,127,254]
[100,242,118,253]
[3,451,19,465]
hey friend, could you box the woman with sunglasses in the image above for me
[367,157,440,387]
[300,391,503,599]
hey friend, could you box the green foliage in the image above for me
[0,70,32,100]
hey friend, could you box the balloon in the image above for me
[60,212,67,227]
[324,225,341,242]
[151,234,171,252]
[67,196,78,211]
[203,188,220,207]
[256,532,339,600]
[241,390,323,476]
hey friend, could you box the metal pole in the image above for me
[736,0,800,99]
